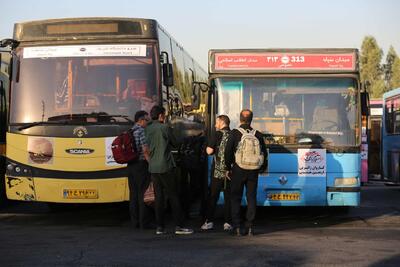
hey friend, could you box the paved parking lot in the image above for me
[0,183,399,266]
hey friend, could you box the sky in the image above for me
[1,0,399,70]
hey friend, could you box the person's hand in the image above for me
[225,171,232,180]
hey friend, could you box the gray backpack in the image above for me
[234,128,264,170]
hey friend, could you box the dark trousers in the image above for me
[230,164,259,228]
[180,166,206,217]
[152,169,185,228]
[127,160,152,228]
[205,177,231,223]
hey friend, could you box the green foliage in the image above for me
[391,57,400,89]
[383,46,398,91]
[360,36,384,98]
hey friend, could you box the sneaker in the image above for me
[247,227,254,236]
[155,227,167,235]
[175,226,194,235]
[200,221,214,230]
[223,222,233,231]
[230,227,241,237]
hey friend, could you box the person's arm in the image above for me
[142,144,150,162]
[206,131,218,155]
[224,130,236,171]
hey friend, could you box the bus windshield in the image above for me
[214,77,359,146]
[11,44,158,124]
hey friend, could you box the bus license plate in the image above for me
[267,193,300,201]
[63,189,98,199]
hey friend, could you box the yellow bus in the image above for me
[3,18,207,204]
[0,45,11,204]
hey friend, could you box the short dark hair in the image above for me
[134,110,148,122]
[217,114,230,126]
[240,109,253,124]
[150,105,166,120]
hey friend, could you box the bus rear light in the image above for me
[334,177,358,186]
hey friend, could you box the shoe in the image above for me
[230,227,241,236]
[155,227,167,235]
[201,221,214,230]
[223,222,233,231]
[175,226,194,235]
[247,227,253,236]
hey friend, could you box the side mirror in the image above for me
[191,83,201,110]
[162,63,174,87]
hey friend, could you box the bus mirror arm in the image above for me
[190,82,210,110]
[160,51,174,87]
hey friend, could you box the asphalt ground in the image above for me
[0,183,399,267]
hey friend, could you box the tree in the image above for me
[391,56,400,89]
[383,46,398,91]
[360,36,385,98]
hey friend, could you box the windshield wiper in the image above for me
[13,120,71,131]
[48,113,133,123]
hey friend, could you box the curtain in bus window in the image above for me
[217,81,243,127]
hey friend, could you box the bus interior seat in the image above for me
[310,106,339,131]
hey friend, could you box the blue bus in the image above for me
[382,87,400,184]
[206,49,365,206]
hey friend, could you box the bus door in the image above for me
[0,49,11,203]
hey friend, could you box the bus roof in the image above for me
[209,48,359,74]
[13,17,158,43]
[383,87,400,100]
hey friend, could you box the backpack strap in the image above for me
[237,127,246,135]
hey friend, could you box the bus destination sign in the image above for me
[214,52,356,71]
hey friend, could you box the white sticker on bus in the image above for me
[105,137,126,167]
[23,44,147,58]
[298,149,326,177]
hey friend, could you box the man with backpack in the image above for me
[201,115,233,231]
[127,110,152,229]
[145,105,194,235]
[224,109,267,236]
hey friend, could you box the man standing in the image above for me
[224,109,267,236]
[201,115,232,231]
[145,105,193,235]
[127,110,152,229]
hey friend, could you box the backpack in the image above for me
[111,129,138,164]
[234,128,264,170]
[214,129,229,179]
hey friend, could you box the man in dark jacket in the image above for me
[224,109,267,236]
[145,105,193,235]
[201,114,232,231]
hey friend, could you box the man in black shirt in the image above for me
[224,109,267,236]
[201,115,232,231]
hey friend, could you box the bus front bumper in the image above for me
[5,176,129,203]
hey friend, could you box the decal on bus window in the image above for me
[23,44,147,59]
[298,149,326,177]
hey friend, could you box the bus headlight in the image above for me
[6,161,33,177]
[334,177,358,186]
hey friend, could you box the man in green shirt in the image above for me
[145,105,193,235]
